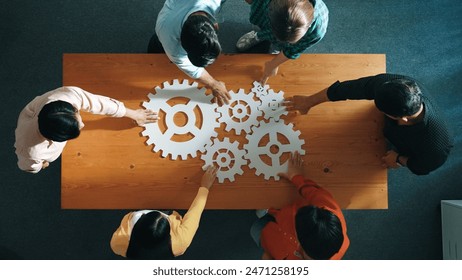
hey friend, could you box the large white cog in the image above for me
[244,119,305,181]
[142,79,219,160]
[216,89,262,135]
[258,89,288,121]
[201,137,247,183]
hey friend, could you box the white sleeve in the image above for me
[17,155,43,174]
[59,87,127,117]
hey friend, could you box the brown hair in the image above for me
[268,0,314,43]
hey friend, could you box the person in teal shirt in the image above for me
[236,0,329,84]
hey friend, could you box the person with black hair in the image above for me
[284,74,453,175]
[14,86,158,173]
[110,166,218,259]
[151,0,231,106]
[250,151,349,260]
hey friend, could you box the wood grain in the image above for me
[62,54,387,209]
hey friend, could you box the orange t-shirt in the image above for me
[261,175,349,260]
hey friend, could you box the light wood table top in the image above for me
[62,53,387,209]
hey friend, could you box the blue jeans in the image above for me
[250,214,275,248]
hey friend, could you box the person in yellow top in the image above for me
[110,166,218,259]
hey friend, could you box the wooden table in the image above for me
[62,53,387,209]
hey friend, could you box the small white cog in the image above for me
[251,81,270,98]
[142,79,220,160]
[201,137,248,183]
[258,89,288,121]
[244,119,305,181]
[216,89,262,135]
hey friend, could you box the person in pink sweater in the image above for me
[14,86,157,173]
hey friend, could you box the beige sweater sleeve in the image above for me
[170,187,209,256]
[60,87,127,117]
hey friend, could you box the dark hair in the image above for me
[181,14,221,67]
[38,101,80,142]
[374,79,422,117]
[126,211,174,260]
[268,0,314,43]
[295,206,343,260]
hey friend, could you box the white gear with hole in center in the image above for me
[142,79,220,160]
[216,89,262,135]
[258,89,288,121]
[201,137,247,183]
[244,119,305,180]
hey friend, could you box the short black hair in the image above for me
[295,205,343,260]
[126,211,174,260]
[38,100,80,142]
[181,14,221,67]
[374,79,422,117]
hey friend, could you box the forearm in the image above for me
[267,52,290,72]
[123,108,137,120]
[181,187,210,232]
[68,87,126,117]
[306,88,329,106]
[197,70,219,90]
[326,75,383,101]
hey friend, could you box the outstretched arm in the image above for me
[278,151,327,202]
[197,70,231,106]
[284,87,329,115]
[124,108,158,126]
[260,52,289,85]
[174,166,218,253]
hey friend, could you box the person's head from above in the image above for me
[374,78,423,120]
[181,12,221,67]
[126,210,174,260]
[295,205,343,260]
[38,100,84,142]
[268,0,314,44]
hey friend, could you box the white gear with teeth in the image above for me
[201,137,247,183]
[216,89,262,135]
[258,89,288,121]
[142,79,219,160]
[244,119,305,180]
[251,81,270,98]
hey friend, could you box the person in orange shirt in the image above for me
[250,151,349,259]
[110,166,217,259]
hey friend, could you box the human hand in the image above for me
[201,165,218,190]
[211,81,231,106]
[278,151,304,180]
[127,109,158,126]
[260,61,278,85]
[381,150,401,169]
[283,95,313,115]
[42,161,50,170]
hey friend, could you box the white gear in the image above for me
[142,79,220,160]
[251,81,270,98]
[216,89,262,135]
[201,137,248,183]
[258,89,288,121]
[244,119,305,181]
